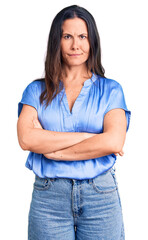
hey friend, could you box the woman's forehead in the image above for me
[62,18,88,33]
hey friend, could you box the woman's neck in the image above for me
[61,64,92,85]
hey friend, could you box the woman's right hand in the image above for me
[33,118,43,129]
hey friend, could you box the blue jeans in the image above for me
[28,168,125,240]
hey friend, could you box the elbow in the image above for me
[17,120,34,151]
[20,144,28,151]
[111,140,124,154]
[17,130,33,151]
[107,131,126,154]
[18,136,30,151]
[112,144,123,154]
[18,134,41,153]
[108,135,124,154]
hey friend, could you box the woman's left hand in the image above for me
[114,150,124,156]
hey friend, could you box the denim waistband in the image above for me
[35,167,114,184]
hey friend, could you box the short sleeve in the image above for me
[104,81,131,131]
[18,82,38,117]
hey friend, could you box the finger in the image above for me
[33,119,43,129]
[118,151,124,156]
[114,150,124,157]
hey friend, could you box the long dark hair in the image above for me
[40,5,105,106]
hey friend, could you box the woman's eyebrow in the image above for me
[62,32,88,35]
[62,32,72,35]
[79,33,88,35]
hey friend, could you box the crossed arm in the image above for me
[17,105,126,161]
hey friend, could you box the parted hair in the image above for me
[40,5,105,106]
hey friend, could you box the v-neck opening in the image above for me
[61,73,97,115]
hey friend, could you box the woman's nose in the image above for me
[71,38,79,50]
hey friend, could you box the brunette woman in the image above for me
[17,5,130,240]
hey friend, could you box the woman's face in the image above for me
[60,17,90,67]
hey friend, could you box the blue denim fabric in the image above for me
[28,168,125,240]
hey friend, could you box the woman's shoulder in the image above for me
[29,78,45,88]
[24,78,46,94]
[94,74,122,90]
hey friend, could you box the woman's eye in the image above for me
[64,35,71,39]
[80,35,87,39]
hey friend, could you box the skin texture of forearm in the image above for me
[31,110,125,158]
[21,128,96,154]
[17,105,96,154]
[44,132,123,161]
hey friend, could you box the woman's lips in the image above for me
[68,54,82,56]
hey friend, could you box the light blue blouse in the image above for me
[18,73,131,179]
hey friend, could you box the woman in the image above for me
[17,5,130,240]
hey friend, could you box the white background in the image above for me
[0,0,148,239]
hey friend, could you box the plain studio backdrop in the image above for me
[0,0,147,239]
